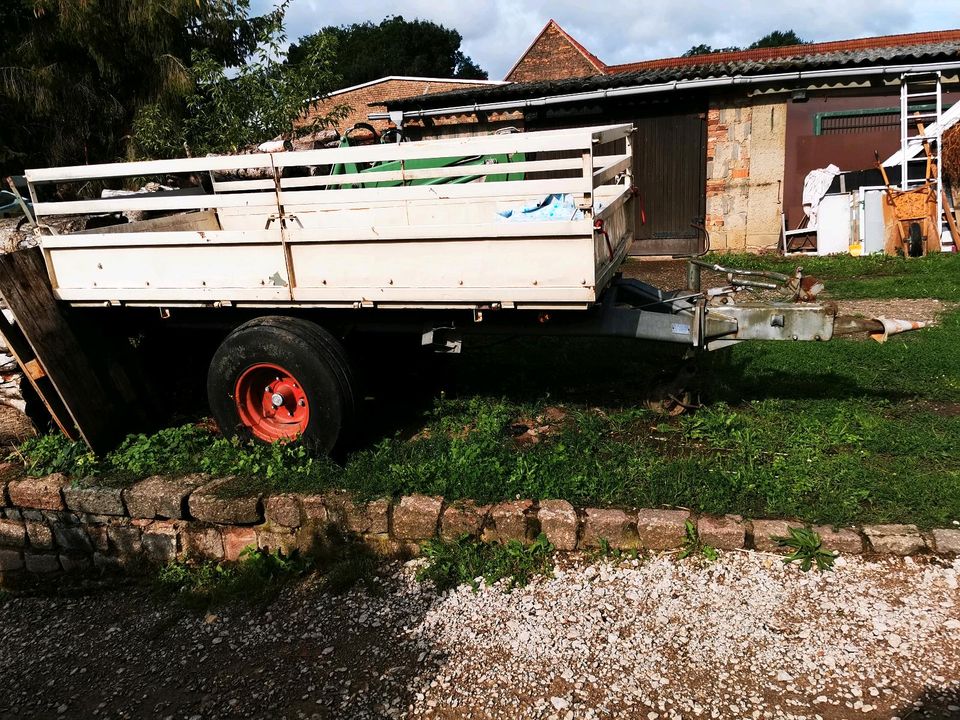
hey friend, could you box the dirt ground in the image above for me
[1,553,958,720]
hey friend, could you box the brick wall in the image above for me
[506,22,602,83]
[706,97,788,251]
[298,79,496,136]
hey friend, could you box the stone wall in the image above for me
[1,463,958,584]
[706,96,788,252]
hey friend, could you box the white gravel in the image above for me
[1,551,958,719]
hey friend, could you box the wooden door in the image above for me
[631,110,707,255]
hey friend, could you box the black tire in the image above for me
[207,316,355,454]
[908,222,924,258]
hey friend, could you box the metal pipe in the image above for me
[369,61,960,122]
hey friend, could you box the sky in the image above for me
[254,0,960,80]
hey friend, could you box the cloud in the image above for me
[255,0,959,79]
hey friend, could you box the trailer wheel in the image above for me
[207,317,355,453]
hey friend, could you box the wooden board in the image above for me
[0,247,133,451]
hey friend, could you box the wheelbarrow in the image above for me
[874,124,941,257]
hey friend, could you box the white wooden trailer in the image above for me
[27,124,636,311]
[0,123,902,454]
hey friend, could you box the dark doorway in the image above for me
[631,109,707,256]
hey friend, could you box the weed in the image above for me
[590,537,639,564]
[0,589,11,604]
[677,519,719,562]
[775,527,836,572]
[417,533,554,591]
[14,433,96,477]
[154,546,310,609]
[107,425,212,477]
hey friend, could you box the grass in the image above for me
[151,527,389,609]
[417,533,554,591]
[11,254,960,529]
[154,546,310,610]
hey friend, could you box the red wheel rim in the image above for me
[234,363,309,442]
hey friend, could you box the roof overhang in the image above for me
[370,60,960,122]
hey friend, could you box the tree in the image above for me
[682,29,809,57]
[288,16,487,89]
[748,30,809,49]
[0,0,341,172]
[683,43,739,57]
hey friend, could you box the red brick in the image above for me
[222,526,258,561]
[298,78,495,138]
[8,474,68,511]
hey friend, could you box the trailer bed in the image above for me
[27,124,635,311]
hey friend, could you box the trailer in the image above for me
[0,124,902,454]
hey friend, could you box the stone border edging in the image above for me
[0,463,958,580]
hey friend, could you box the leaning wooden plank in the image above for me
[0,247,126,451]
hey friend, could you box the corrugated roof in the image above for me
[378,30,960,111]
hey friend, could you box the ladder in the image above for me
[899,72,947,249]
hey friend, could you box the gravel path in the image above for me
[1,552,958,720]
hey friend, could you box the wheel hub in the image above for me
[234,363,309,442]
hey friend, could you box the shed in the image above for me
[371,23,960,255]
